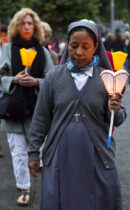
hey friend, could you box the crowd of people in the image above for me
[0,7,129,210]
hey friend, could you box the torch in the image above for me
[100,51,129,148]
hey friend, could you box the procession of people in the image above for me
[0,6,130,210]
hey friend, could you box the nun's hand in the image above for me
[28,161,40,177]
[108,93,122,114]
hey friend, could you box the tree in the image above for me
[99,0,130,24]
[0,0,12,23]
[0,0,129,33]
[24,0,102,32]
[0,0,101,32]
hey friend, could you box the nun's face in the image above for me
[68,30,97,67]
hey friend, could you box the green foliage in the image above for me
[0,0,129,31]
[99,0,130,23]
[0,0,101,32]
[0,0,12,21]
[40,0,101,32]
[115,1,130,22]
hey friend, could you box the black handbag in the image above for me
[0,86,37,120]
[0,92,11,119]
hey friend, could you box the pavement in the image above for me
[0,84,130,210]
[114,84,130,210]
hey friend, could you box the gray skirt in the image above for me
[40,116,122,210]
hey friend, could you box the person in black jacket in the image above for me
[112,28,125,52]
[104,32,114,51]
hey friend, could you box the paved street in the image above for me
[0,129,41,210]
[0,84,130,210]
[114,84,130,210]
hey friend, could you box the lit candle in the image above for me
[20,48,37,73]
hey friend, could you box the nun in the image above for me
[28,20,126,210]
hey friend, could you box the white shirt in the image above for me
[71,66,93,91]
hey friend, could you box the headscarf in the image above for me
[60,19,113,70]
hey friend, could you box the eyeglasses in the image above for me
[20,22,34,27]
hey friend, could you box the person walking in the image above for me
[0,24,8,56]
[0,8,53,206]
[41,21,59,65]
[112,28,126,52]
[28,19,127,210]
[104,32,114,52]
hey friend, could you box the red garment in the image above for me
[106,50,115,72]
[58,57,62,65]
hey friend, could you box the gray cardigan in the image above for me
[0,42,53,137]
[28,65,127,169]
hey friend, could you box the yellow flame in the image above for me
[20,48,37,66]
[112,51,128,71]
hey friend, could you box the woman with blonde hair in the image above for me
[0,7,53,206]
[41,21,59,65]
